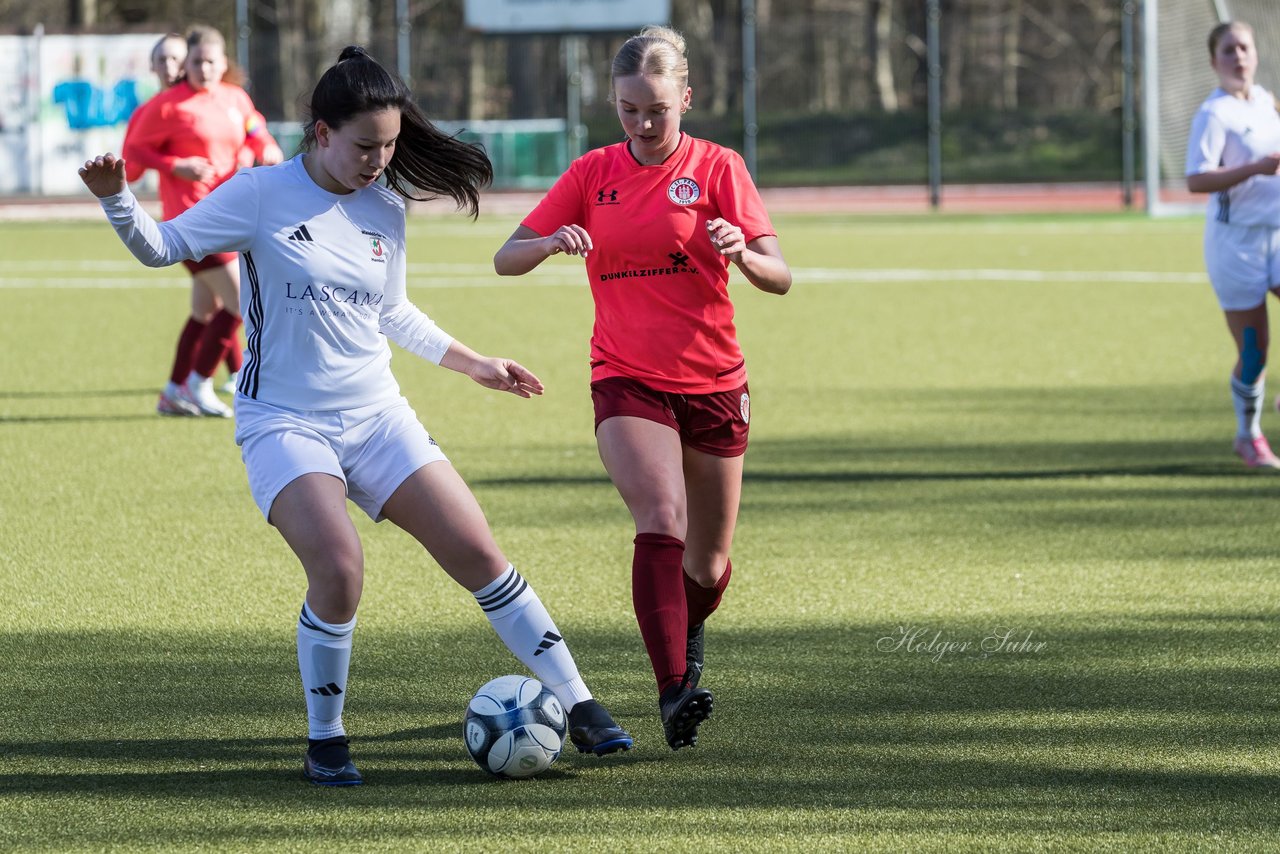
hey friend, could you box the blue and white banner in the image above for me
[0,32,162,196]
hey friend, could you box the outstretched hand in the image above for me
[468,357,545,398]
[78,153,127,198]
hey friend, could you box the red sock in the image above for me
[170,318,206,385]
[632,532,688,694]
[685,558,732,628]
[224,328,243,373]
[194,310,242,379]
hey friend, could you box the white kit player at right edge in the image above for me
[1186,20,1280,470]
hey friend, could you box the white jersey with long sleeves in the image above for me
[1185,85,1280,226]
[99,155,454,411]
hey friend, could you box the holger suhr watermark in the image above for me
[876,625,1048,663]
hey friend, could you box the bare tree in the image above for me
[11,0,1129,127]
[943,0,966,109]
[1002,0,1022,108]
[873,0,898,112]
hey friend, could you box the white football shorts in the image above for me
[1204,219,1280,311]
[234,395,448,522]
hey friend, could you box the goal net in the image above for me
[1145,0,1280,215]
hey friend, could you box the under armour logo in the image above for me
[596,189,618,203]
[668,251,690,268]
[288,224,315,242]
[533,631,563,657]
[309,681,343,696]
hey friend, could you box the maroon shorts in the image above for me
[591,376,751,457]
[183,252,238,275]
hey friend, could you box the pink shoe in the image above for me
[156,386,200,417]
[1233,435,1280,469]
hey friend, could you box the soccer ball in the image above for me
[464,675,566,778]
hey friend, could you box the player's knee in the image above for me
[309,554,363,602]
[635,500,686,538]
[683,552,728,587]
[1241,327,1267,384]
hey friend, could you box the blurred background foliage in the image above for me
[3,1,1136,185]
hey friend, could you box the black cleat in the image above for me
[660,673,713,751]
[303,736,363,786]
[685,621,705,689]
[568,699,634,755]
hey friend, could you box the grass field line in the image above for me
[782,219,1203,234]
[798,268,1204,283]
[0,265,1206,289]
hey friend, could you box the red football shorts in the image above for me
[183,251,238,275]
[591,376,751,458]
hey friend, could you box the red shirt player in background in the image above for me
[120,32,242,408]
[122,32,185,185]
[494,25,791,752]
[121,32,257,403]
[124,25,283,417]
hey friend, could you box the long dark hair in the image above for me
[301,46,492,217]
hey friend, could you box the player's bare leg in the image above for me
[1226,303,1280,468]
[597,416,711,749]
[681,448,743,690]
[179,263,240,417]
[272,473,365,785]
[383,461,633,755]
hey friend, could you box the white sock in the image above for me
[186,370,212,390]
[1231,375,1264,439]
[165,380,183,396]
[297,602,355,740]
[473,565,592,710]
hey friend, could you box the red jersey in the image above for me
[122,80,276,220]
[120,98,153,183]
[522,133,775,394]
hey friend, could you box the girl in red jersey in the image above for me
[120,33,245,405]
[122,34,186,186]
[124,25,283,417]
[494,25,791,751]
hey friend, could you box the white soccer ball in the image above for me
[464,675,566,779]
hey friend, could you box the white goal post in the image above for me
[1143,0,1280,215]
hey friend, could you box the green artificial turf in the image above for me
[1,212,1277,852]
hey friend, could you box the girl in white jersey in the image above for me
[79,46,632,785]
[1186,21,1280,469]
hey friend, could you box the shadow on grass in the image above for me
[459,383,1266,486]
[0,388,224,424]
[468,435,1272,491]
[0,389,157,399]
[0,387,181,424]
[0,414,168,424]
[2,615,1278,831]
